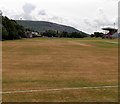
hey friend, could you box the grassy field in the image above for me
[2,38,118,102]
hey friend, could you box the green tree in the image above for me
[43,30,57,37]
[94,32,104,37]
[2,16,26,40]
[2,25,8,40]
[60,31,68,37]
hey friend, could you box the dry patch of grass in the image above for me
[2,38,118,102]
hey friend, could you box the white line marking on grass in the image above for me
[106,41,118,44]
[1,86,119,94]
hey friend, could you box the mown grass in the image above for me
[78,41,118,48]
[2,38,118,102]
[3,37,108,42]
[3,88,118,102]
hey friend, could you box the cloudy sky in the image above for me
[0,0,119,33]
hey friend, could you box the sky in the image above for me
[0,0,119,34]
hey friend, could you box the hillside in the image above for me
[16,20,82,33]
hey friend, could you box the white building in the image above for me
[31,32,39,35]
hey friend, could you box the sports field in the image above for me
[2,38,118,102]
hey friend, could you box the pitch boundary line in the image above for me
[1,85,119,94]
[106,41,118,44]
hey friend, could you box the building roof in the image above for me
[102,27,118,31]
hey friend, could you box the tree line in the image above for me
[2,16,26,40]
[1,16,91,40]
[91,32,104,38]
[41,30,88,38]
[1,16,105,40]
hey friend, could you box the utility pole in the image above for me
[96,26,97,32]
[114,23,116,29]
[102,25,105,34]
[20,18,22,20]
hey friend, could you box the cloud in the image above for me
[84,18,94,27]
[82,7,118,33]
[22,3,36,20]
[48,16,64,23]
[37,9,64,23]
[12,14,22,20]
[94,8,116,27]
[104,0,119,2]
[38,10,47,16]
[11,3,37,20]
[0,0,117,33]
[9,3,37,20]
[23,3,36,14]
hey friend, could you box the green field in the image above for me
[2,38,118,102]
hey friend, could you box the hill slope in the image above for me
[16,20,82,33]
